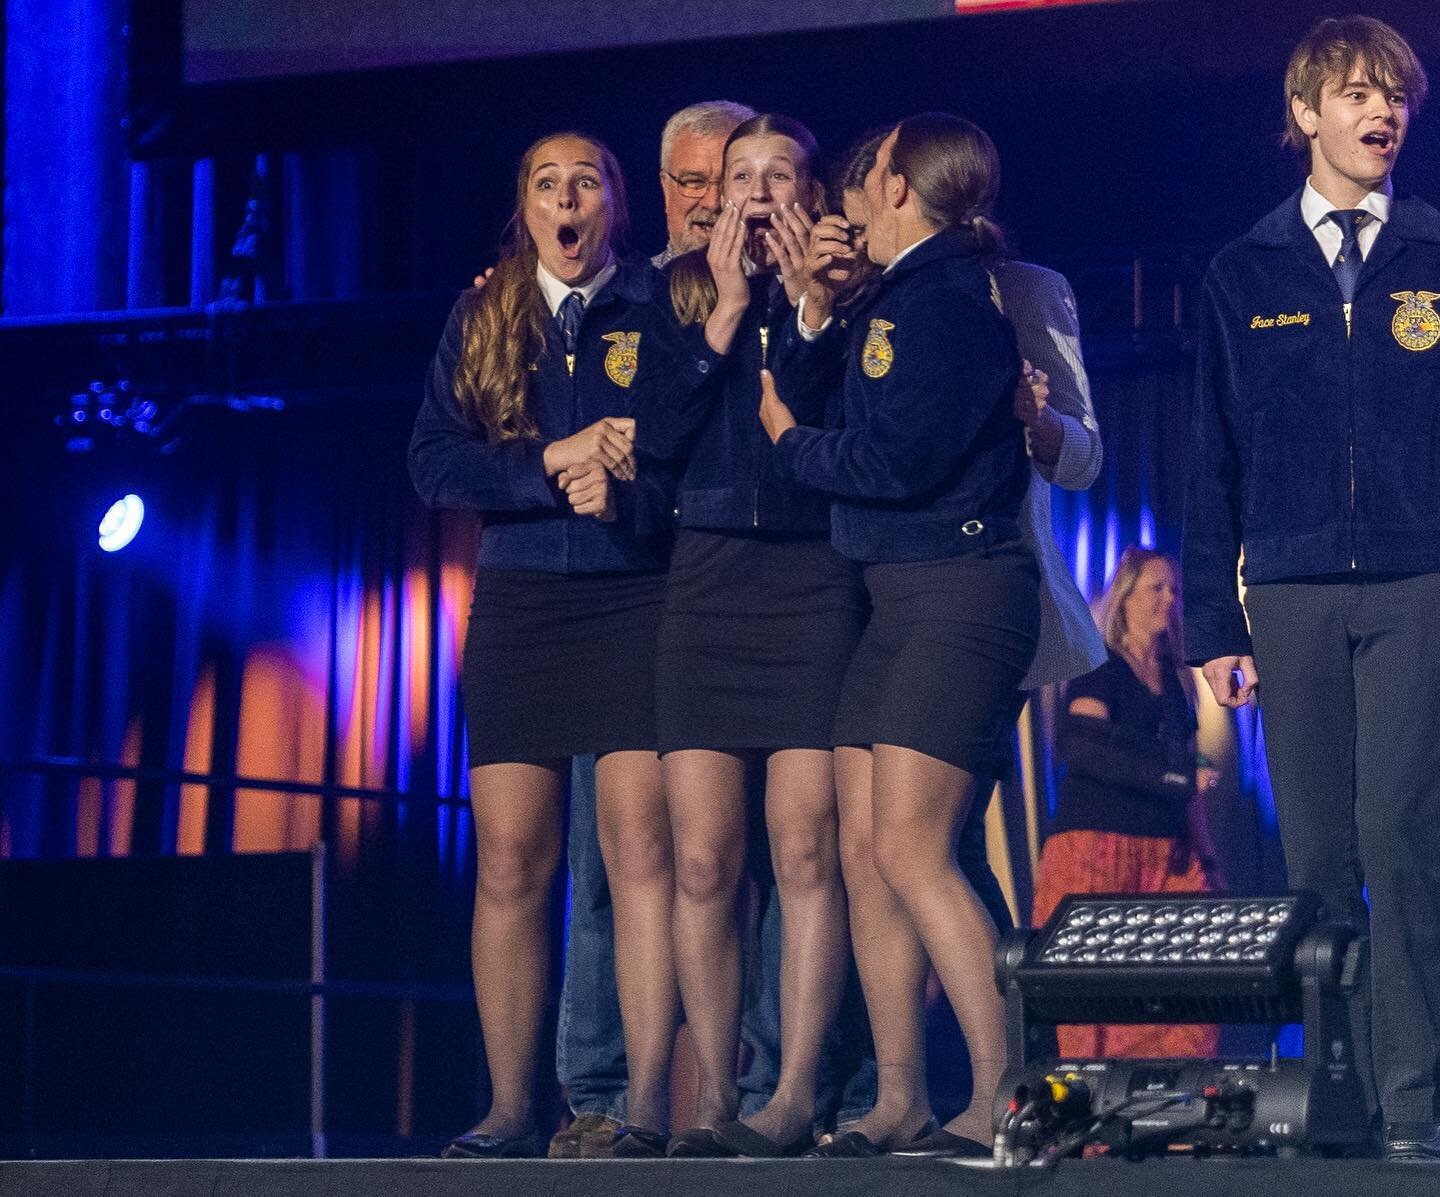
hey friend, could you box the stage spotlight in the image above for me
[98,494,145,552]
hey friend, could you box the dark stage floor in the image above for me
[0,1156,1430,1197]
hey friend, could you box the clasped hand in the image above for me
[543,416,635,522]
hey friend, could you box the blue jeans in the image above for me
[555,756,627,1121]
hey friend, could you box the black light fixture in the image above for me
[992,892,1369,1162]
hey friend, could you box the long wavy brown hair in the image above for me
[668,113,823,326]
[454,133,629,440]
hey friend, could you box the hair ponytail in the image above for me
[889,113,1007,259]
[970,213,1007,261]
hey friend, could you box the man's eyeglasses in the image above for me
[662,170,722,199]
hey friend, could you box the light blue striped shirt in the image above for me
[992,260,1107,689]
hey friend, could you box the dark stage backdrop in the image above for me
[180,0,1137,83]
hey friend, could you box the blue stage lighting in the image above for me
[98,494,145,552]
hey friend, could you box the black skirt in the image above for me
[833,540,1040,772]
[462,567,665,766]
[656,529,868,754]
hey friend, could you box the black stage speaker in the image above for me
[992,892,1370,1162]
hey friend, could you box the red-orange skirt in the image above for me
[1031,829,1220,1059]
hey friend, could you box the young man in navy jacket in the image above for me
[1182,16,1440,1161]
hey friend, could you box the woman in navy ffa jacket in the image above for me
[761,113,1038,1157]
[409,133,705,1159]
[634,114,867,1157]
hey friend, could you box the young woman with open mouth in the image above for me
[409,132,711,1160]
[633,114,867,1158]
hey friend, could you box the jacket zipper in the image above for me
[754,322,769,527]
[567,330,579,571]
[1344,300,1356,569]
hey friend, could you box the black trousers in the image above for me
[1246,572,1440,1124]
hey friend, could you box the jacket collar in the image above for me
[601,257,659,307]
[1243,188,1440,290]
[1247,188,1440,251]
[881,226,982,282]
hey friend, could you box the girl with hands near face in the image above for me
[644,115,870,1159]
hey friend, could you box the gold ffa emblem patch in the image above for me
[862,319,896,379]
[602,331,641,386]
[1390,292,1440,352]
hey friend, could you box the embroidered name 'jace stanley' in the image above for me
[1250,311,1312,330]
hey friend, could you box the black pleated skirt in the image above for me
[833,540,1040,772]
[656,529,868,754]
[462,567,665,765]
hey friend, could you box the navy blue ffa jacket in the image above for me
[1183,192,1440,664]
[772,229,1028,563]
[409,259,705,573]
[634,267,831,534]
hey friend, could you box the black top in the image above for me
[1054,649,1197,839]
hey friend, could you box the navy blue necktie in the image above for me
[557,290,585,354]
[1328,209,1368,303]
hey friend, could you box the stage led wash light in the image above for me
[991,892,1371,1163]
[98,494,145,552]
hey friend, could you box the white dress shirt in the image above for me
[1300,178,1392,265]
[536,257,617,317]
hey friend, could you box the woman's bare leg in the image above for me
[870,744,1004,1145]
[595,749,677,1131]
[466,760,566,1136]
[739,748,847,1144]
[665,748,748,1127]
[831,745,936,1146]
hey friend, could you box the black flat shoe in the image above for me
[803,1116,938,1159]
[713,1119,813,1158]
[612,1125,670,1158]
[666,1127,736,1158]
[803,1130,881,1159]
[1384,1122,1440,1161]
[889,1127,991,1159]
[441,1124,544,1159]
